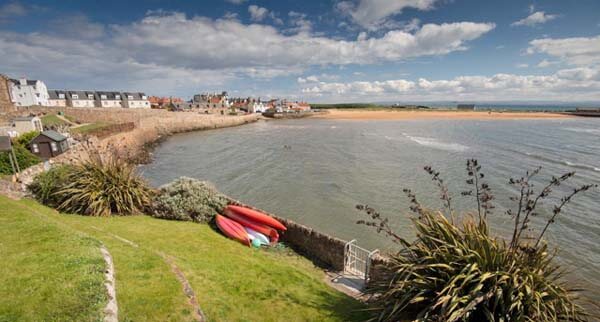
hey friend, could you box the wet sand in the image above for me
[313,109,572,120]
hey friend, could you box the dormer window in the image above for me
[127,95,134,100]
[88,94,94,99]
[72,94,79,99]
[101,95,107,99]
[115,95,121,99]
[142,95,147,100]
[58,93,65,99]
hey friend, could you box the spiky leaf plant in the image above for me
[358,161,596,322]
[56,144,152,216]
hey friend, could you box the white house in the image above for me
[12,116,44,135]
[247,99,266,113]
[95,91,123,108]
[67,91,95,108]
[47,90,67,107]
[122,92,150,108]
[9,78,49,106]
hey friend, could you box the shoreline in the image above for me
[312,109,573,120]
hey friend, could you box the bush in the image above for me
[28,165,74,207]
[14,130,40,147]
[358,160,596,322]
[151,177,228,223]
[56,146,153,216]
[0,145,41,175]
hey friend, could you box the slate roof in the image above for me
[68,91,94,100]
[39,130,67,142]
[123,92,147,100]
[9,79,38,86]
[48,90,67,99]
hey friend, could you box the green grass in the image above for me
[0,197,106,321]
[0,196,368,322]
[41,114,70,127]
[70,122,113,135]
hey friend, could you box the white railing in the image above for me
[344,240,379,283]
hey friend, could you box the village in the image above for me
[0,73,311,165]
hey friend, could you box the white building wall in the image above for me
[9,80,49,106]
[47,99,67,107]
[101,100,122,108]
[126,100,150,109]
[72,100,95,108]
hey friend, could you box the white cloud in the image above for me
[337,0,439,30]
[0,2,27,19]
[512,11,558,27]
[301,68,600,101]
[287,11,312,33]
[537,59,559,68]
[225,0,247,4]
[0,11,493,97]
[527,35,600,66]
[248,5,269,22]
[516,63,529,68]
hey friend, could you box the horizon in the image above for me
[1,0,599,103]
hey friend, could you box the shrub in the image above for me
[28,165,74,207]
[0,145,41,175]
[56,145,153,216]
[151,177,228,223]
[358,160,596,322]
[14,130,40,147]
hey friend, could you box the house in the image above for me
[193,92,230,109]
[123,92,150,108]
[8,78,49,106]
[95,91,123,108]
[12,116,43,135]
[67,91,95,108]
[148,96,184,108]
[29,130,69,159]
[457,104,475,110]
[47,90,68,107]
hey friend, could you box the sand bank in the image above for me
[313,109,572,120]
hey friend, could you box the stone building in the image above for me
[0,74,15,112]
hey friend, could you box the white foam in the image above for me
[564,127,600,135]
[403,134,469,152]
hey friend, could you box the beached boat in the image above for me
[224,208,280,243]
[215,214,250,246]
[226,205,287,231]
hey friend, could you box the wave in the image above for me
[525,152,600,172]
[563,127,600,135]
[403,133,469,152]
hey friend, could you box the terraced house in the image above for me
[123,92,150,108]
[95,91,123,108]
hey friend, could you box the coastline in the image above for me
[312,109,573,120]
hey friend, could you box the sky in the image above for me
[0,0,599,103]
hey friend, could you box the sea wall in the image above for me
[227,198,349,271]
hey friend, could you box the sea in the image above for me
[139,115,600,301]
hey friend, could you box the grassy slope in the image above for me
[70,122,113,135]
[1,196,368,322]
[0,197,106,321]
[41,114,70,127]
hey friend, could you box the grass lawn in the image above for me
[70,122,113,135]
[41,114,71,127]
[0,197,106,321]
[0,196,368,322]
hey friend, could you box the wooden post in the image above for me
[11,147,20,173]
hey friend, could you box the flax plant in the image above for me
[358,159,597,322]
[56,140,153,216]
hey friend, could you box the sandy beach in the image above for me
[313,109,572,120]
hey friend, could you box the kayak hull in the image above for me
[245,227,270,245]
[224,208,279,244]
[215,214,250,246]
[226,205,287,231]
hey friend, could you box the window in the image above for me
[32,144,39,153]
[115,95,121,99]
[128,95,134,99]
[36,93,40,97]
[142,95,147,99]
[101,95,107,99]
[51,142,58,152]
[88,94,94,99]
[72,94,79,99]
[58,93,65,99]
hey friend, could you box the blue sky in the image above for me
[1,0,599,102]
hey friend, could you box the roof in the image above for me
[124,92,147,100]
[9,78,38,86]
[0,136,11,152]
[39,130,67,142]
[96,91,122,100]
[13,116,38,122]
[68,91,94,100]
[48,90,67,99]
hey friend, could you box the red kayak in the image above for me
[215,214,250,246]
[226,205,287,231]
[224,208,279,244]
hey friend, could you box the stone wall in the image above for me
[226,198,349,271]
[367,253,393,288]
[0,74,15,113]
